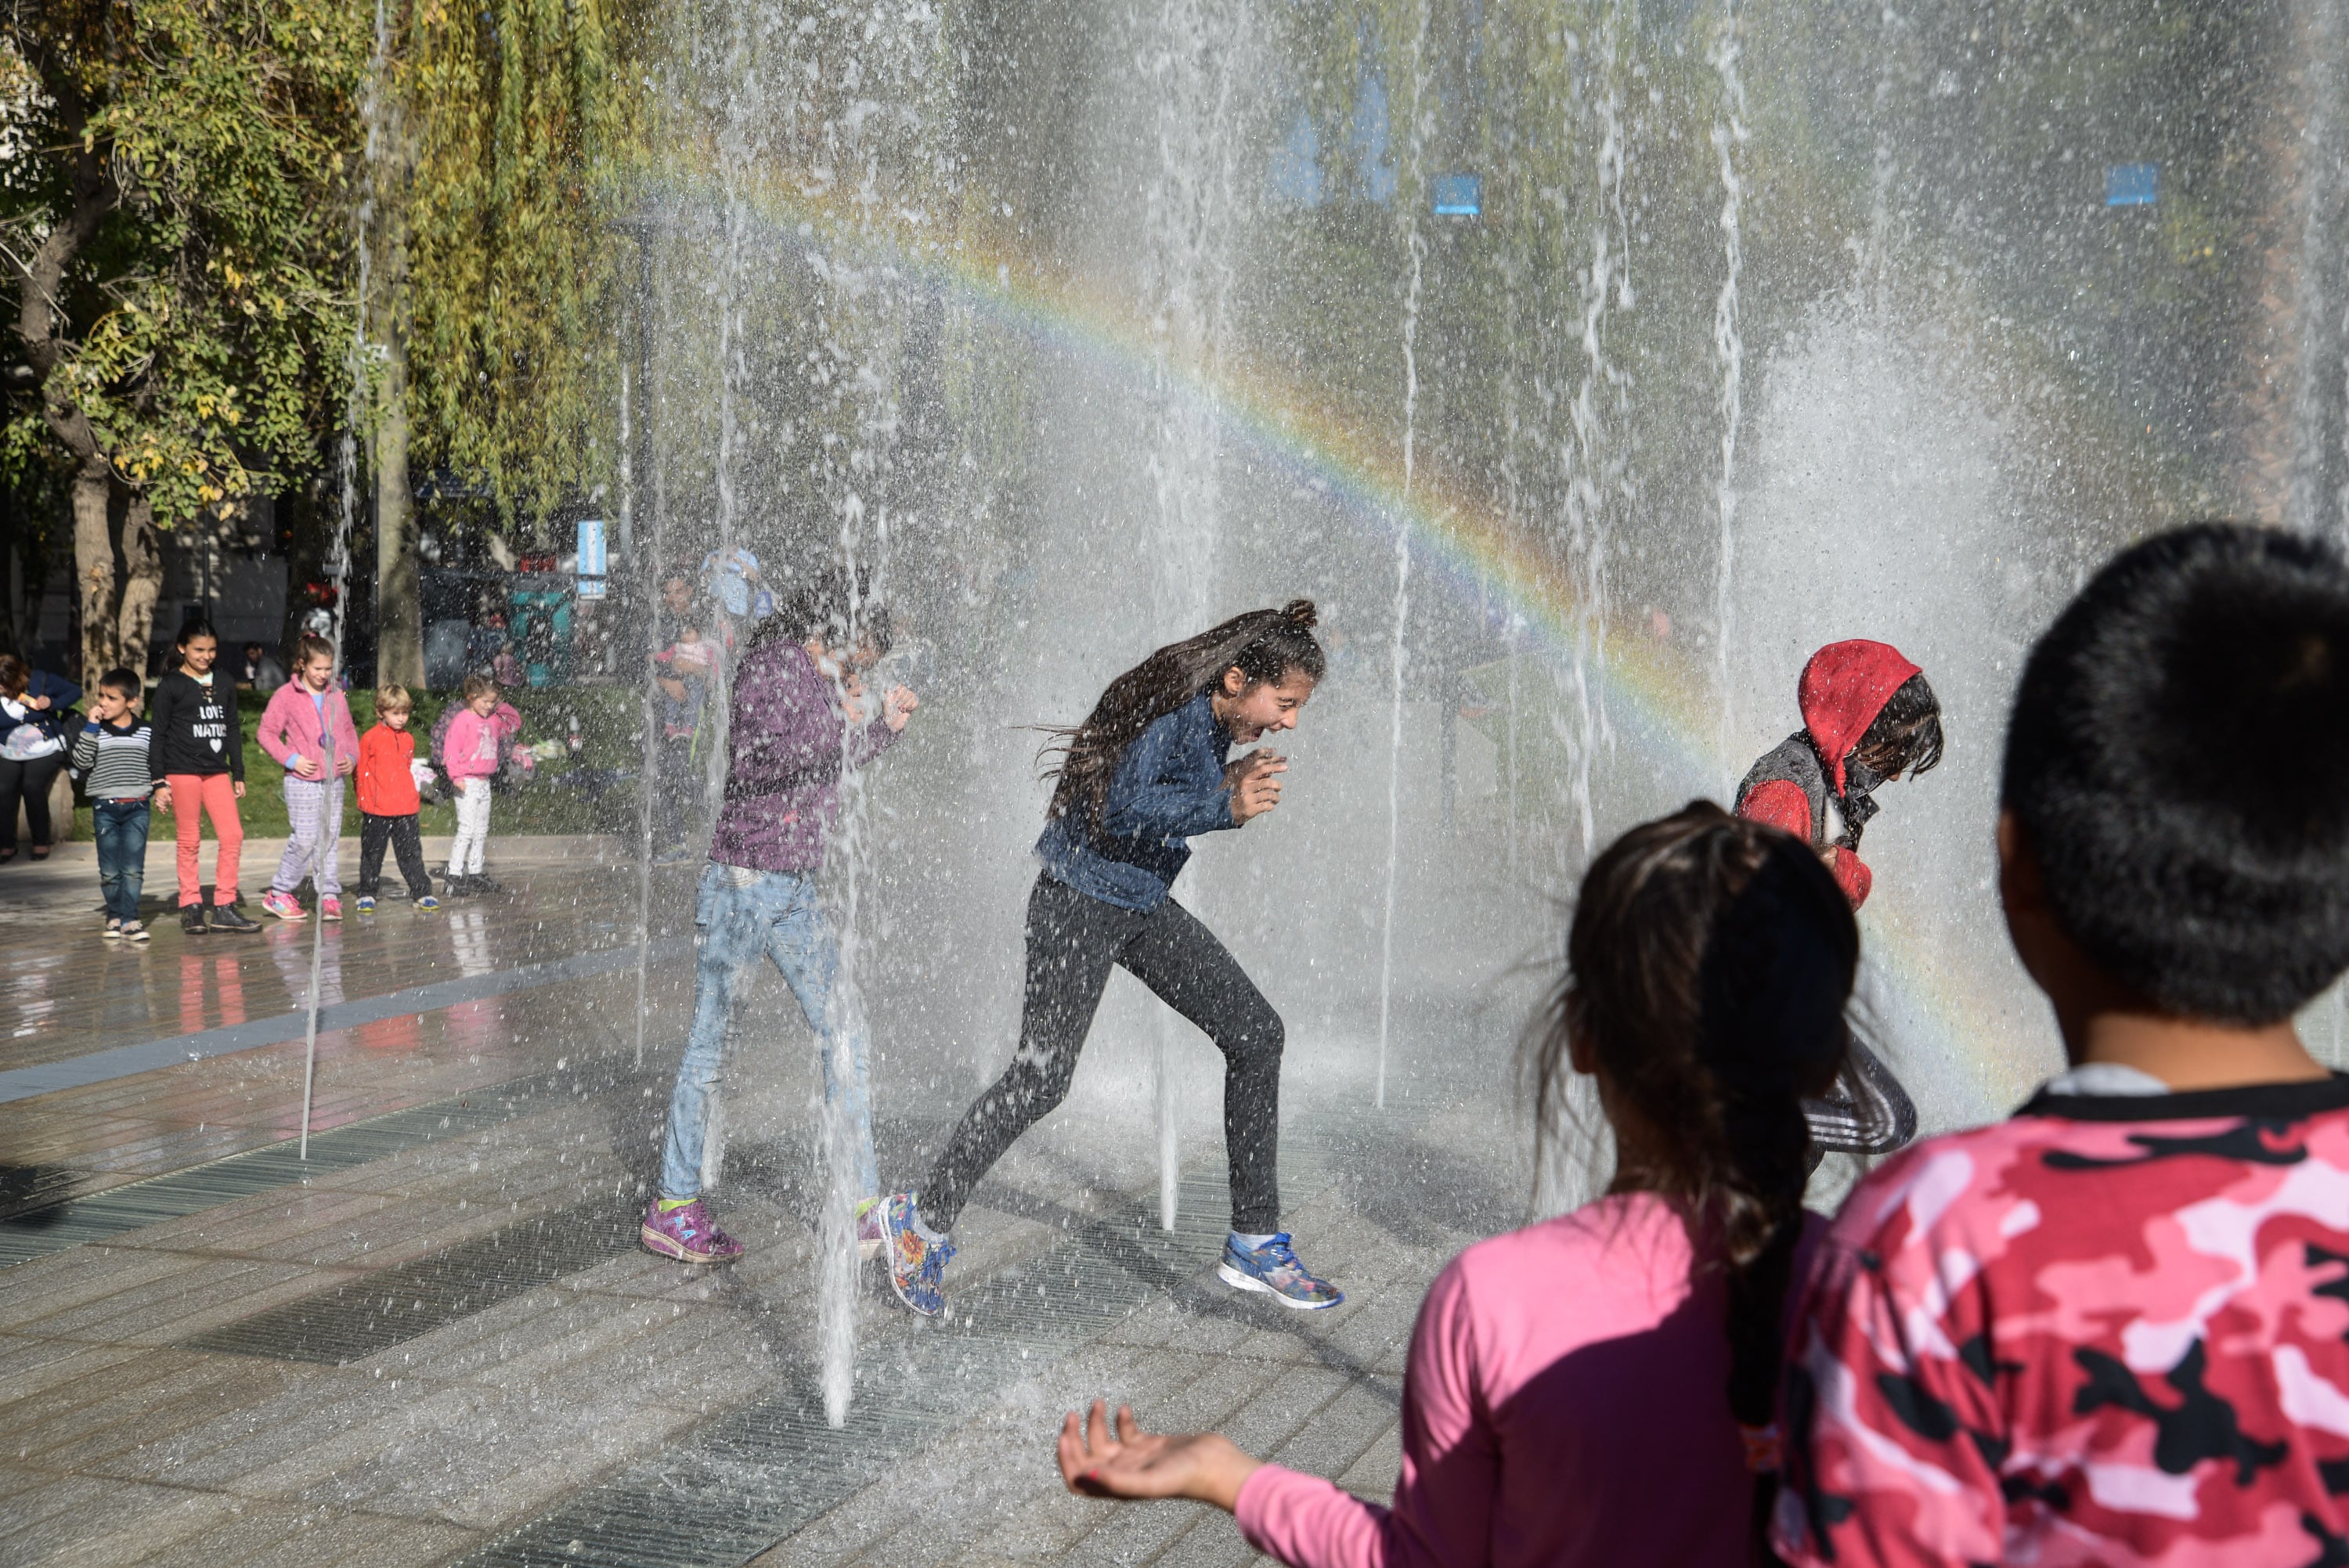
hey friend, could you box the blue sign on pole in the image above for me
[2105,163,2159,207]
[576,518,607,600]
[1433,173,1482,217]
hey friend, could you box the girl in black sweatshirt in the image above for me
[147,622,259,933]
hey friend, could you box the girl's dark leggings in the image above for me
[922,872,1285,1235]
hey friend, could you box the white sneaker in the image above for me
[121,919,150,943]
[103,919,122,939]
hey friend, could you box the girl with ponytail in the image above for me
[1052,802,1853,1568]
[879,601,1340,1317]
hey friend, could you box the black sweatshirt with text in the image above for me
[146,670,245,784]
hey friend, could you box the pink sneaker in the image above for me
[639,1199,743,1265]
[319,896,342,921]
[261,889,307,921]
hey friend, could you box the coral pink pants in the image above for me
[166,772,243,907]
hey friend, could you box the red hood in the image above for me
[1799,640,1921,795]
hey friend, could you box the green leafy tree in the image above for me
[2,0,370,681]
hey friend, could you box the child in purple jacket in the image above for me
[640,583,918,1267]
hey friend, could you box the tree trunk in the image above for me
[71,460,116,684]
[374,328,422,687]
[116,492,163,681]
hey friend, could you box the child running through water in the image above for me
[443,674,516,896]
[879,600,1335,1317]
[73,668,157,940]
[258,633,359,921]
[640,583,918,1265]
[1057,802,1858,1566]
[1777,524,2349,1568]
[1736,640,1943,1161]
[354,686,438,914]
[149,621,260,934]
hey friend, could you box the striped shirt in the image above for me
[70,719,155,800]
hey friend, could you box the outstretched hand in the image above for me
[1056,1400,1260,1512]
[1224,749,1287,825]
[883,685,918,732]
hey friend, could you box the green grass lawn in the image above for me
[68,685,651,842]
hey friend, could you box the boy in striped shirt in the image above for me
[71,668,156,940]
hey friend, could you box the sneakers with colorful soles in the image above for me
[879,1193,954,1317]
[639,1198,744,1265]
[1218,1233,1344,1310]
[261,889,306,921]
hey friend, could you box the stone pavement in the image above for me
[0,851,1529,1568]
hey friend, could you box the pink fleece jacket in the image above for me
[255,681,361,775]
[444,703,518,780]
[1234,1193,1820,1568]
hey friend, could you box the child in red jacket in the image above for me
[355,685,437,913]
[1735,640,1943,1163]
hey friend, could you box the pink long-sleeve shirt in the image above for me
[255,681,360,775]
[1236,1193,1817,1568]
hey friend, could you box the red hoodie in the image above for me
[1734,640,1921,909]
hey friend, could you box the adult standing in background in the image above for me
[0,654,80,863]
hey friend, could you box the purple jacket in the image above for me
[708,639,898,873]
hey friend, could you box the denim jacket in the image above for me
[1035,690,1236,910]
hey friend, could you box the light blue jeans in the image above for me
[658,862,879,1202]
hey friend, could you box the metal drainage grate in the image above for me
[0,1068,604,1268]
[455,1159,1317,1568]
[178,1202,637,1364]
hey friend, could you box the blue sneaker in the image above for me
[355,895,377,914]
[1218,1233,1343,1310]
[413,895,441,912]
[880,1193,954,1317]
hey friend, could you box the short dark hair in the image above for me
[2003,523,2349,1023]
[99,667,142,700]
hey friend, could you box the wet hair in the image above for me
[1529,802,1855,1546]
[175,620,219,654]
[295,633,335,669]
[98,668,143,701]
[2004,522,2349,1023]
[751,571,893,660]
[375,684,413,716]
[0,654,24,696]
[461,672,499,701]
[1855,671,1943,779]
[1045,600,1325,830]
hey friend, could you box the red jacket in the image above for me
[357,723,421,816]
[1735,640,1921,909]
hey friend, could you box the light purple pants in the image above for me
[272,776,345,898]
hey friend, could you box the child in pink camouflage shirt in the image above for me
[1776,524,2349,1568]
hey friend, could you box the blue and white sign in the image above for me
[2105,163,2159,207]
[1433,173,1482,217]
[576,518,608,600]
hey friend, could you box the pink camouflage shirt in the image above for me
[1774,1073,2349,1568]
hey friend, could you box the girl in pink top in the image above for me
[1057,802,1859,1568]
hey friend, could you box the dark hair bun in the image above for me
[1280,599,1318,630]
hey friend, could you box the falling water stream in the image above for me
[300,0,392,1158]
[1709,0,1751,742]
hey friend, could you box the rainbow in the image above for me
[626,157,2050,1119]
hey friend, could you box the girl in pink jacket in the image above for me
[442,673,518,894]
[1055,803,1855,1568]
[255,633,361,921]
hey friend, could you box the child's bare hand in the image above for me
[292,755,323,780]
[1055,1400,1259,1512]
[1224,750,1287,824]
[883,685,918,732]
[233,781,246,800]
[335,754,355,777]
[153,786,172,813]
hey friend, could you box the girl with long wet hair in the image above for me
[1053,802,1853,1567]
[879,600,1337,1317]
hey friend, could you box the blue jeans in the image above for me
[658,863,878,1202]
[92,798,150,923]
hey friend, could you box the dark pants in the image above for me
[357,812,431,898]
[0,752,64,851]
[922,873,1286,1234]
[655,735,698,849]
[92,798,150,921]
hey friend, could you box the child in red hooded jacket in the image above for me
[1737,639,1943,1159]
